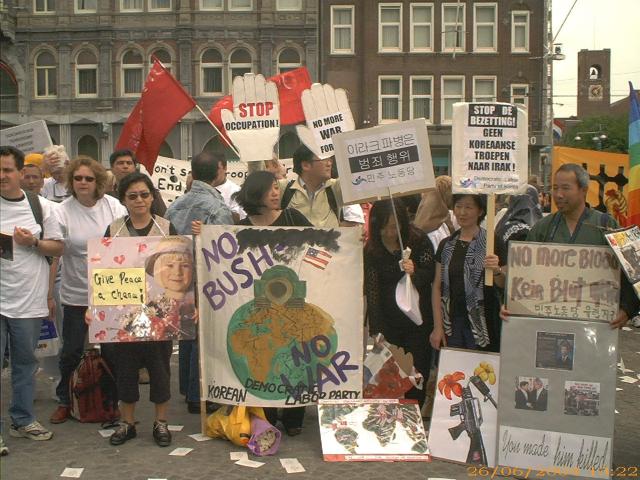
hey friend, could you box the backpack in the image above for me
[280,180,343,222]
[69,349,119,423]
[25,191,52,265]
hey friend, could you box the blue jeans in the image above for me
[447,313,479,350]
[0,315,44,428]
[178,339,200,403]
[56,305,88,406]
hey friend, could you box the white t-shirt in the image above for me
[55,195,128,306]
[41,177,70,203]
[217,178,246,220]
[0,192,63,318]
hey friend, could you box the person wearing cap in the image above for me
[95,172,181,448]
[21,154,45,195]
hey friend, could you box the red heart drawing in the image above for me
[138,243,147,253]
[113,255,125,264]
[90,254,102,263]
[94,330,106,341]
[98,311,106,321]
[101,238,113,247]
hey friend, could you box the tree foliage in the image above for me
[560,115,628,153]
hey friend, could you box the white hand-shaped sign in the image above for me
[221,73,280,162]
[296,83,355,159]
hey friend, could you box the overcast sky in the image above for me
[552,0,640,118]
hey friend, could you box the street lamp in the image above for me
[574,125,607,149]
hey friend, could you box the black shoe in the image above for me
[110,422,136,446]
[153,421,172,447]
[187,402,201,414]
[285,427,303,437]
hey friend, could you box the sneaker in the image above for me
[153,421,172,447]
[50,405,70,424]
[109,422,136,446]
[631,315,640,328]
[0,435,8,456]
[9,421,53,441]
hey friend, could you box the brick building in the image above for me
[0,0,318,163]
[319,0,553,176]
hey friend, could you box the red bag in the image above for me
[69,349,119,423]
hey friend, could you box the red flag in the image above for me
[116,60,196,172]
[208,67,312,145]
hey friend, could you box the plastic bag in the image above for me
[206,405,267,447]
[395,273,423,326]
[35,319,60,358]
[247,415,281,456]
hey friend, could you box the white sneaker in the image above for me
[0,435,8,455]
[9,421,53,441]
[631,315,640,328]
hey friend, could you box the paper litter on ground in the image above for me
[98,429,114,438]
[230,451,248,461]
[188,433,212,442]
[235,458,265,468]
[620,375,638,384]
[169,447,193,456]
[61,468,84,478]
[280,458,306,473]
[168,425,183,432]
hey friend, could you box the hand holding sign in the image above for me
[221,74,280,162]
[296,83,355,159]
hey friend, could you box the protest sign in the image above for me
[363,341,421,399]
[428,349,500,467]
[604,226,640,299]
[318,399,430,462]
[498,316,617,479]
[451,102,528,194]
[0,120,53,154]
[87,236,196,343]
[553,146,631,227]
[195,225,363,407]
[221,73,280,162]
[225,158,295,186]
[152,156,190,204]
[296,83,355,159]
[505,241,620,322]
[333,119,435,205]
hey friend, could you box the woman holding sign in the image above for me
[429,194,501,352]
[364,198,435,408]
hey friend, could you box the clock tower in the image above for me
[577,49,611,118]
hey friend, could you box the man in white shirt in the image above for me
[0,146,64,451]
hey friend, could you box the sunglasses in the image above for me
[126,191,152,200]
[73,175,96,182]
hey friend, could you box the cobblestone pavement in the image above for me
[2,328,639,480]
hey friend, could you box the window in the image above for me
[77,135,99,161]
[410,3,433,52]
[121,0,142,11]
[149,0,171,10]
[200,0,222,9]
[277,49,301,74]
[150,48,172,72]
[276,0,301,10]
[229,0,251,10]
[510,84,529,109]
[121,50,144,96]
[474,3,497,52]
[35,51,57,98]
[331,6,354,54]
[473,76,496,102]
[75,0,97,13]
[441,76,464,123]
[442,3,465,52]
[229,48,253,88]
[34,0,55,13]
[0,62,18,113]
[378,76,402,123]
[511,11,529,53]
[410,76,432,122]
[76,50,98,97]
[379,4,402,52]
[201,48,223,95]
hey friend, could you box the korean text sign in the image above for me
[333,119,435,204]
[451,103,528,194]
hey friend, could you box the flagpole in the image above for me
[195,104,241,158]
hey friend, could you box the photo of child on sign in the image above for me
[87,236,196,343]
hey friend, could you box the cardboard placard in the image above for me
[505,241,620,322]
[428,348,500,467]
[87,236,196,343]
[497,316,617,479]
[152,156,190,205]
[0,120,53,154]
[333,119,435,204]
[318,399,430,462]
[196,225,363,407]
[451,102,528,194]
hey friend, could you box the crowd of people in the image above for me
[1,142,638,457]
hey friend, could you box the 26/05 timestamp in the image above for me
[467,466,639,478]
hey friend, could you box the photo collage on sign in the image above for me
[514,376,549,412]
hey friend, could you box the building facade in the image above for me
[0,0,318,163]
[319,0,553,176]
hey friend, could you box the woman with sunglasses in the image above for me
[50,156,127,425]
[99,172,180,448]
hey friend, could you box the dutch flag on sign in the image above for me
[303,247,332,270]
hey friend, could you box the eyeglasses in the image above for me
[73,175,95,183]
[125,191,152,200]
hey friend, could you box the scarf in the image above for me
[440,228,490,347]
